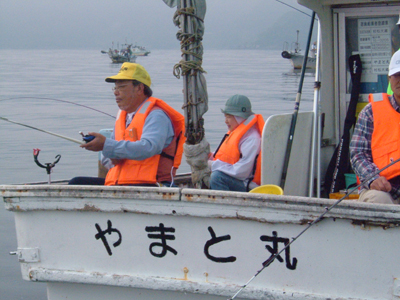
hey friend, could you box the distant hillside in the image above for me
[236,11,318,50]
[201,10,317,50]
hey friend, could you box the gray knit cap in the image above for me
[221,94,254,119]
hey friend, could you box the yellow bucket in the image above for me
[249,184,284,195]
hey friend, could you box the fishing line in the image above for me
[0,97,115,119]
[274,0,313,18]
[0,116,83,145]
[229,156,400,300]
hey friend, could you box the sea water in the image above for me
[0,49,315,299]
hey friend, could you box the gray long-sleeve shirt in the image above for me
[101,109,174,169]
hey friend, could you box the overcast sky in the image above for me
[0,0,312,50]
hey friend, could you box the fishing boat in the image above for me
[106,43,137,63]
[2,1,400,300]
[131,44,151,56]
[281,30,316,69]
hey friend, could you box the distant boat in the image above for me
[105,43,137,64]
[131,44,151,56]
[281,30,316,69]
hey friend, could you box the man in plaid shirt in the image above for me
[350,50,400,204]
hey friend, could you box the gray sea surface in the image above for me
[0,49,314,299]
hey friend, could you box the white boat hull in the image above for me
[132,50,151,56]
[281,51,316,69]
[3,185,400,300]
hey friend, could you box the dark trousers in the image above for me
[68,177,105,185]
[68,176,176,187]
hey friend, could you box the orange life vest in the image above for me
[369,93,400,180]
[105,97,185,186]
[213,114,264,185]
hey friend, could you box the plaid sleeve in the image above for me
[349,103,380,188]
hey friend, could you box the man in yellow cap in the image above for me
[69,62,185,186]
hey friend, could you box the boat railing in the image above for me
[291,41,301,53]
[2,184,400,225]
[282,41,289,52]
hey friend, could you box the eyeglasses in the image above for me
[112,84,130,92]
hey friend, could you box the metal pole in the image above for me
[309,19,321,197]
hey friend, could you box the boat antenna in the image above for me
[229,156,400,300]
[0,97,115,119]
[0,116,83,145]
[275,0,313,18]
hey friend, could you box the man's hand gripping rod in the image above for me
[229,157,400,300]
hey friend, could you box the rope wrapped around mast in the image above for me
[172,7,205,79]
[164,0,210,188]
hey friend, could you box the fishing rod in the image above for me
[280,11,316,190]
[325,55,362,194]
[229,156,400,300]
[0,116,83,145]
[0,97,115,119]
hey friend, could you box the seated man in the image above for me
[350,49,400,204]
[69,62,185,187]
[209,94,264,192]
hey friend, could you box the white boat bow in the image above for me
[2,184,400,299]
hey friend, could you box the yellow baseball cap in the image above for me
[105,63,151,87]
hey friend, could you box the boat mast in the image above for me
[168,0,210,188]
[178,0,207,144]
[295,30,300,53]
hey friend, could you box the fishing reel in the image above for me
[79,131,95,143]
[33,149,61,184]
